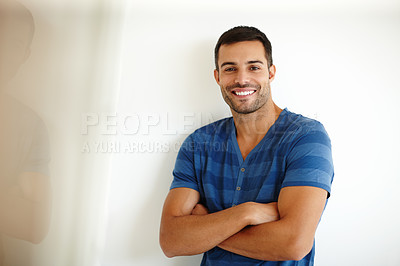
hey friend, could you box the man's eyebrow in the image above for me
[220,62,236,68]
[247,60,264,65]
[220,60,264,68]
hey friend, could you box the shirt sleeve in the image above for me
[170,134,199,192]
[282,121,334,198]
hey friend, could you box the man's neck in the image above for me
[232,100,282,145]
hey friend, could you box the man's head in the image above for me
[0,0,35,88]
[214,26,273,71]
[214,26,276,115]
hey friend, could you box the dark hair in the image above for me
[0,0,35,43]
[214,26,273,70]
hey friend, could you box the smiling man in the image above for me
[160,26,334,265]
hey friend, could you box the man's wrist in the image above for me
[235,202,255,226]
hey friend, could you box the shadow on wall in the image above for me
[0,1,52,265]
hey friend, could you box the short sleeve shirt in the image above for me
[170,108,334,266]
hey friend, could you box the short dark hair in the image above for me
[0,0,35,44]
[214,26,273,70]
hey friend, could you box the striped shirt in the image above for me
[170,107,334,266]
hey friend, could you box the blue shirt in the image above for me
[170,108,334,266]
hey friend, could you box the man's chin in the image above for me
[231,106,259,115]
[229,100,268,115]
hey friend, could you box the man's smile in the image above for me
[231,88,257,98]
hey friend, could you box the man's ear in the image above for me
[214,69,220,85]
[268,64,276,82]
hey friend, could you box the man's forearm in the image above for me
[218,218,313,261]
[218,220,288,261]
[160,204,252,258]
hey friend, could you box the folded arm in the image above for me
[218,186,328,261]
[159,187,278,257]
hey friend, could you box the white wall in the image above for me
[100,1,400,265]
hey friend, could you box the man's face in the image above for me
[214,40,275,115]
[0,13,32,88]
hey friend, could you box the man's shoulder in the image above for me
[280,108,328,137]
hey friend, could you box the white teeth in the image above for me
[234,90,255,96]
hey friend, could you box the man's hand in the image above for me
[244,202,279,225]
[190,202,279,225]
[190,202,279,226]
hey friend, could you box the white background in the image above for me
[6,0,400,265]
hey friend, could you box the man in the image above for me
[0,1,52,265]
[160,26,334,265]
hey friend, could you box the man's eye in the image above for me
[250,66,260,71]
[224,68,235,72]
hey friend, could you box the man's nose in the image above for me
[234,69,250,85]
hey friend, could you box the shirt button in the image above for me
[236,186,241,191]
[241,168,245,172]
